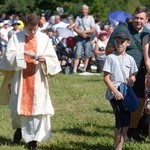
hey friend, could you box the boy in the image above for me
[103,31,138,150]
[106,6,149,141]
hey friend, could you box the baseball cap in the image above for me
[3,20,10,25]
[114,31,129,39]
[50,15,55,20]
[98,30,109,36]
[47,28,54,32]
[11,20,20,26]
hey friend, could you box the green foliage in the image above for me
[1,0,36,15]
[141,0,150,11]
[0,0,145,22]
[89,0,142,22]
[0,73,149,149]
[126,0,141,14]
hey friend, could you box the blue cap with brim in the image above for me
[114,31,129,39]
[11,20,20,26]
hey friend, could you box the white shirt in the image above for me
[52,21,69,32]
[0,27,12,45]
[103,52,138,100]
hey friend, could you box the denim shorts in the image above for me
[74,36,92,59]
[110,99,130,129]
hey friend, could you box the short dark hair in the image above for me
[24,13,40,26]
[134,5,149,18]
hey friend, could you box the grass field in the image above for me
[0,73,149,150]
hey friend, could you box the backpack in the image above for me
[118,83,140,112]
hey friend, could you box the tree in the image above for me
[0,0,147,22]
[141,0,150,11]
[0,0,36,15]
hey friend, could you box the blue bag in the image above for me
[118,83,139,112]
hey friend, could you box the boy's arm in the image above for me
[104,71,124,100]
[126,74,136,86]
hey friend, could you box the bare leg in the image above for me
[114,126,129,150]
[60,60,66,66]
[83,58,89,71]
[73,58,80,73]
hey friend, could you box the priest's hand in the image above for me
[38,55,45,62]
[24,50,35,57]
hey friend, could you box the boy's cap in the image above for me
[11,20,20,26]
[114,31,129,39]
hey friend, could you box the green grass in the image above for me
[0,73,149,150]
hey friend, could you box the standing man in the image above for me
[0,20,11,55]
[73,4,95,73]
[106,5,149,141]
[51,14,68,32]
[8,20,21,39]
[0,13,61,150]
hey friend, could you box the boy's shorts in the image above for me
[110,98,130,129]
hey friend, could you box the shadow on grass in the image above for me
[95,108,113,114]
[86,78,104,82]
[0,136,12,145]
[40,141,113,150]
[0,135,26,148]
[69,141,113,150]
[47,122,114,150]
[40,146,74,150]
[53,123,113,138]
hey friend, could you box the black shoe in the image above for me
[27,141,38,150]
[127,128,145,142]
[13,128,22,144]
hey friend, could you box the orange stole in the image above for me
[21,36,37,115]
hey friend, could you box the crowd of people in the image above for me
[0,5,115,74]
[0,4,150,150]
